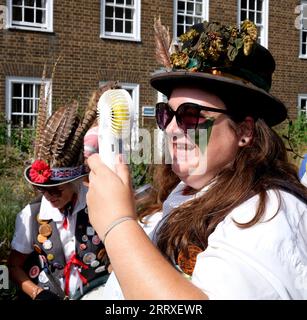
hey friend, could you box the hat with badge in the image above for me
[24,75,120,187]
[150,18,287,127]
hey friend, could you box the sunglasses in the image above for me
[155,102,230,131]
[34,186,64,197]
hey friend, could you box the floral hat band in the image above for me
[25,159,89,187]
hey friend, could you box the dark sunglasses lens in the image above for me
[156,104,173,130]
[177,104,201,131]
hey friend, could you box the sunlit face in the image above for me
[35,183,77,210]
[166,87,241,189]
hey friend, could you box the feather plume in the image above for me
[154,16,172,70]
[58,81,120,167]
[34,64,47,159]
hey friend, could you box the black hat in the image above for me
[150,20,287,126]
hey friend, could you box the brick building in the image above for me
[0,0,306,139]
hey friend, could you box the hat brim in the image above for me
[150,71,287,127]
[24,166,88,187]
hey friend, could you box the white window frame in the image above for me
[6,0,53,32]
[100,0,141,41]
[237,0,269,48]
[298,94,307,117]
[299,1,307,59]
[5,76,52,137]
[173,0,209,39]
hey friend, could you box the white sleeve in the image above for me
[192,246,281,300]
[10,204,34,254]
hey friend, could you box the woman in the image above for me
[8,82,118,300]
[86,20,307,299]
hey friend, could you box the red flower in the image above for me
[29,160,52,184]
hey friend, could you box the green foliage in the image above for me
[276,114,307,161]
[130,161,152,189]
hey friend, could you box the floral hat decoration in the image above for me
[151,18,287,126]
[24,72,119,187]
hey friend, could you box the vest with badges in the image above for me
[24,198,109,299]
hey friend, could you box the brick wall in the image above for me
[0,0,306,126]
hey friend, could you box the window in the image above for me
[174,0,209,38]
[299,2,307,58]
[298,94,307,117]
[6,77,51,137]
[6,0,53,32]
[101,0,141,41]
[238,0,269,48]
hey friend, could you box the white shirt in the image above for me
[11,182,88,295]
[102,183,307,300]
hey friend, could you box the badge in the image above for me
[42,239,53,250]
[38,271,49,284]
[33,244,42,254]
[36,214,48,225]
[92,235,101,245]
[97,248,106,260]
[53,262,64,270]
[47,254,54,261]
[90,260,99,268]
[79,243,87,251]
[94,265,106,273]
[37,234,47,244]
[39,255,47,268]
[86,226,95,236]
[39,224,52,237]
[82,252,96,265]
[82,235,88,242]
[84,207,88,214]
[29,266,40,279]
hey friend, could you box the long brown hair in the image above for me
[139,119,307,264]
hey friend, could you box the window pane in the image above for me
[195,3,202,15]
[13,83,22,97]
[256,12,262,24]
[256,0,263,11]
[106,0,114,3]
[105,18,113,32]
[24,99,32,113]
[249,0,255,10]
[177,25,184,37]
[36,9,45,24]
[115,7,124,18]
[115,19,123,32]
[36,0,46,8]
[187,2,194,15]
[116,0,124,4]
[249,11,255,22]
[126,8,132,19]
[178,1,185,13]
[23,115,32,127]
[24,84,33,98]
[303,31,307,43]
[194,17,202,24]
[34,99,40,113]
[12,99,21,113]
[24,8,35,23]
[12,7,22,21]
[125,21,132,33]
[241,0,247,9]
[106,6,114,18]
[177,15,184,24]
[126,0,133,5]
[35,84,41,98]
[13,0,23,5]
[185,16,193,25]
[12,115,21,126]
[25,0,35,7]
[241,10,247,21]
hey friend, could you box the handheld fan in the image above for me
[97,89,134,171]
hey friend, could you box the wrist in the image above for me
[103,216,136,244]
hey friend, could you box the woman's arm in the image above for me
[8,250,43,299]
[86,154,208,299]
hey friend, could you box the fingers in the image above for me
[87,154,103,175]
[115,154,132,187]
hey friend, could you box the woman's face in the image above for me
[166,87,243,189]
[37,183,77,210]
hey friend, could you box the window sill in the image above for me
[100,34,141,43]
[299,55,307,59]
[7,26,54,34]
